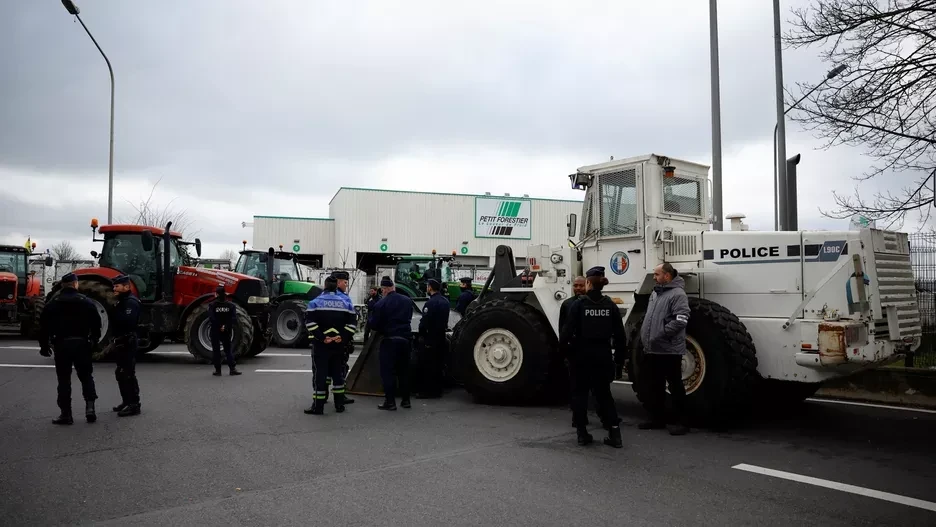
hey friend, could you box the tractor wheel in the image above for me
[630,297,760,427]
[138,333,165,355]
[184,303,254,363]
[453,299,559,405]
[271,299,306,347]
[245,318,271,357]
[21,286,46,338]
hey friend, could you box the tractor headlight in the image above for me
[247,295,270,304]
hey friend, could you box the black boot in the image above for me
[604,426,623,448]
[576,427,593,446]
[53,411,73,425]
[213,368,222,377]
[113,403,127,413]
[85,401,96,423]
[118,403,141,417]
[400,397,411,409]
[304,400,325,415]
[229,367,242,376]
[378,399,397,411]
[334,394,346,413]
[344,396,355,404]
[668,424,689,436]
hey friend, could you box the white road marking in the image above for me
[0,363,55,369]
[148,351,306,357]
[1,346,40,350]
[612,380,633,385]
[732,463,936,512]
[255,369,314,373]
[806,397,936,415]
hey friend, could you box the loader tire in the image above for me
[630,297,759,427]
[185,302,254,363]
[454,299,560,405]
[271,299,306,348]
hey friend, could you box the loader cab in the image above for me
[571,154,711,297]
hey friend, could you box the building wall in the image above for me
[252,216,336,267]
[329,188,582,265]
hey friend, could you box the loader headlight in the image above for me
[247,295,269,304]
[550,253,563,264]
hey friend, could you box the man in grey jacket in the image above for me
[638,262,690,435]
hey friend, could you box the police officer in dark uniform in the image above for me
[304,275,357,415]
[453,277,475,316]
[363,286,380,343]
[111,274,142,417]
[559,266,626,448]
[333,271,355,404]
[209,285,242,377]
[38,273,102,425]
[416,278,449,398]
[368,276,413,411]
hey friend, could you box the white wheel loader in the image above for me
[449,153,921,424]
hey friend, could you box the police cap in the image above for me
[459,277,472,285]
[331,271,350,280]
[427,278,441,290]
[586,266,605,278]
[380,276,394,287]
[112,274,131,285]
[61,272,78,284]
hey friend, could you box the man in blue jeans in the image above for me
[367,276,413,411]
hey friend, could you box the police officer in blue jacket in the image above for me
[416,278,449,398]
[333,271,356,404]
[111,274,143,417]
[304,275,357,415]
[559,266,626,448]
[368,276,413,411]
[453,277,475,316]
[209,285,242,377]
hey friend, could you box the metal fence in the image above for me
[910,233,936,369]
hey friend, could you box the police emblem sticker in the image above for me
[609,251,629,275]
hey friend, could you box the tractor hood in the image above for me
[0,271,16,283]
[176,266,269,298]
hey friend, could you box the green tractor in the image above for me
[391,250,483,308]
[234,247,320,348]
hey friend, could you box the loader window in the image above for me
[599,168,639,237]
[663,176,703,217]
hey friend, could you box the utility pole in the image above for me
[709,0,723,231]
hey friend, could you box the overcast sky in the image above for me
[0,0,911,260]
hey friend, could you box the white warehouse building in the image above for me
[251,187,582,274]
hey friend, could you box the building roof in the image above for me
[252,215,334,222]
[328,186,583,206]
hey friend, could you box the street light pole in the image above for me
[62,0,115,225]
[772,63,847,230]
[709,0,724,231]
[773,0,788,231]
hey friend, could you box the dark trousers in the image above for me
[570,352,619,429]
[379,337,411,402]
[642,353,687,423]
[312,344,346,401]
[114,337,140,405]
[417,337,445,396]
[54,338,97,412]
[211,330,235,370]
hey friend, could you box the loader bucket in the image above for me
[346,334,386,396]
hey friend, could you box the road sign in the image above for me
[460,246,468,254]
[380,243,388,252]
[292,244,300,252]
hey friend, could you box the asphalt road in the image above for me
[1,335,935,526]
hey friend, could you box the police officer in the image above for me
[363,286,380,343]
[367,276,413,410]
[111,274,142,417]
[453,277,475,316]
[332,271,356,405]
[209,285,242,377]
[559,266,626,448]
[304,275,357,414]
[38,273,101,425]
[416,278,449,398]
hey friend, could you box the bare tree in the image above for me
[50,241,79,262]
[783,0,936,229]
[121,177,199,237]
[335,248,366,295]
[219,249,238,268]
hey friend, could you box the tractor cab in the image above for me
[90,222,199,301]
[392,250,458,298]
[0,243,52,302]
[235,248,312,294]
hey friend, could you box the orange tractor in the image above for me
[0,241,53,337]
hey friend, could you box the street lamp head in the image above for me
[62,0,80,15]
[826,64,847,79]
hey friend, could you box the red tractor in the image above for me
[41,219,273,361]
[0,241,53,337]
